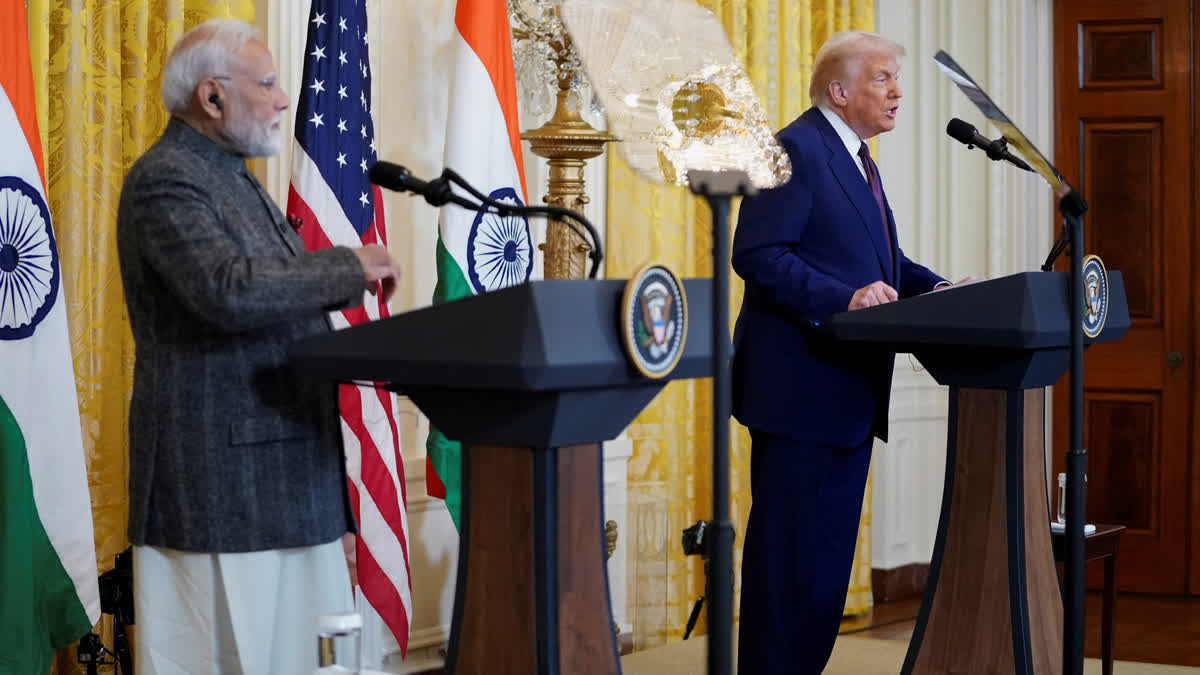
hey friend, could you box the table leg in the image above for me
[1102,552,1116,675]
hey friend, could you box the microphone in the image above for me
[946,118,1034,172]
[369,161,434,196]
[369,160,462,209]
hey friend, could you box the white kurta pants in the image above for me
[133,540,353,675]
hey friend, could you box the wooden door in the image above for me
[1053,0,1194,594]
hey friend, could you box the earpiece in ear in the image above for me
[208,93,222,111]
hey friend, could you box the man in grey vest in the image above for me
[116,18,399,674]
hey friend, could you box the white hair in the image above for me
[809,31,905,106]
[161,18,262,115]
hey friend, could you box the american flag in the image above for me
[285,0,412,655]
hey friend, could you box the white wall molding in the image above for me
[603,435,635,633]
[378,624,450,674]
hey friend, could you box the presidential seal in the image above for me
[621,263,688,378]
[1082,254,1109,339]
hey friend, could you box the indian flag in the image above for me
[425,0,533,531]
[0,3,101,673]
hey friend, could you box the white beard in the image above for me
[227,115,281,158]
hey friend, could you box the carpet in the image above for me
[620,635,1200,674]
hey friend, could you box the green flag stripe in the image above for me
[425,427,462,532]
[432,233,472,304]
[0,394,92,674]
[426,233,470,531]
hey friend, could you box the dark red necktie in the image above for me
[857,142,894,274]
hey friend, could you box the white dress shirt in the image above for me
[818,105,869,183]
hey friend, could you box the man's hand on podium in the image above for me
[848,281,898,310]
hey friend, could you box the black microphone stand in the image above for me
[953,133,1091,673]
[687,169,756,675]
[380,165,604,279]
[1050,189,1089,675]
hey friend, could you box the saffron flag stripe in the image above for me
[454,3,527,199]
[443,40,525,201]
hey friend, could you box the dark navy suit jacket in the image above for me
[731,107,944,447]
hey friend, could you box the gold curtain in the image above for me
[26,1,254,672]
[607,0,876,645]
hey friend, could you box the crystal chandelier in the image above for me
[508,0,598,121]
[506,0,614,281]
[560,0,791,189]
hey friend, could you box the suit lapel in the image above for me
[806,109,893,281]
[880,192,899,285]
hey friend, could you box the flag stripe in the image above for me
[342,469,412,644]
[292,148,368,248]
[371,185,387,245]
[454,0,527,200]
[340,416,412,616]
[339,386,411,569]
[431,234,473,305]
[425,453,447,499]
[356,539,412,645]
[0,1,45,185]
[287,0,411,654]
[0,395,93,673]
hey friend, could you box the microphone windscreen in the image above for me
[368,161,404,189]
[946,118,978,144]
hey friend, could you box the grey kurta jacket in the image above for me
[117,118,366,552]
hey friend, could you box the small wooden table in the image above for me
[1051,524,1125,675]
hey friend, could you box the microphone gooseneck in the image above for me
[368,161,604,279]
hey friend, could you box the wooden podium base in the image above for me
[903,387,1064,674]
[445,443,620,675]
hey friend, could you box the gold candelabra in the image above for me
[511,15,614,280]
[510,7,621,645]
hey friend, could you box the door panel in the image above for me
[1054,0,1192,594]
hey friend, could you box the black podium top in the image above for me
[827,271,1130,389]
[291,279,715,446]
[293,279,712,389]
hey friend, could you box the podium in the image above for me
[292,279,715,675]
[829,271,1129,674]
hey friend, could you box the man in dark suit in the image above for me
[732,31,962,673]
[116,18,399,675]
